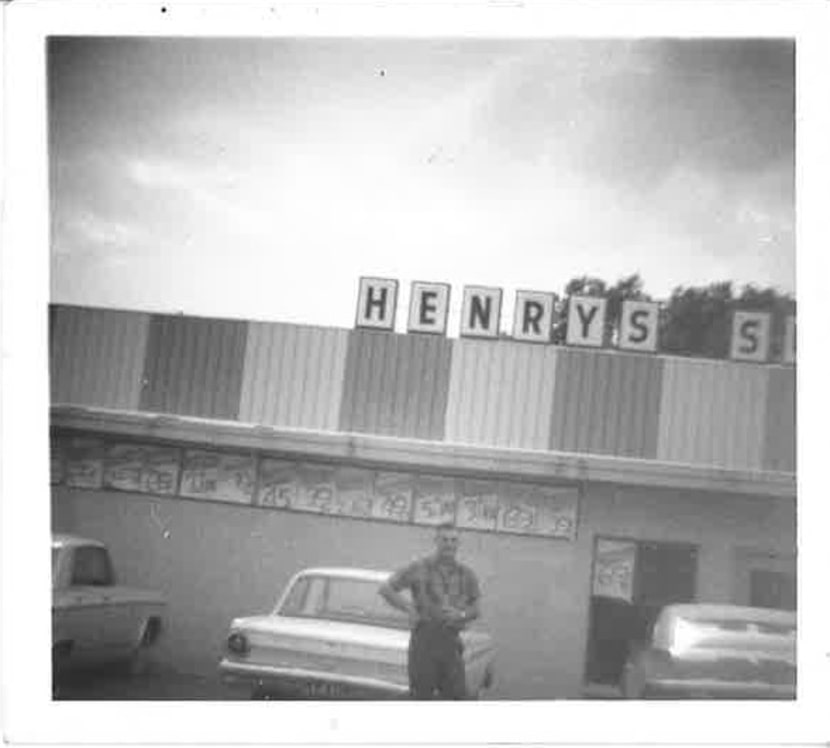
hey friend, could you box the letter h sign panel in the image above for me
[356,277,398,331]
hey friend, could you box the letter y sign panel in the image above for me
[566,295,606,347]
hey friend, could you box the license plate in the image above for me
[305,681,346,699]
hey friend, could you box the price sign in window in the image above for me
[372,472,414,523]
[257,459,297,509]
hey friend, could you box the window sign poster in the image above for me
[333,468,374,519]
[50,439,64,485]
[64,436,105,489]
[495,483,539,535]
[531,486,579,540]
[456,480,499,531]
[180,450,255,504]
[103,443,146,492]
[592,539,636,602]
[295,464,338,514]
[257,458,297,509]
[372,472,414,523]
[142,445,181,496]
[413,475,457,526]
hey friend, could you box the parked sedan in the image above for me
[219,567,496,699]
[621,603,796,699]
[52,533,165,678]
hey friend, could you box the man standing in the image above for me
[379,522,481,699]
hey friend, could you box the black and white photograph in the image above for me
[2,1,829,745]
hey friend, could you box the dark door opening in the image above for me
[584,537,698,686]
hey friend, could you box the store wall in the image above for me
[51,480,794,699]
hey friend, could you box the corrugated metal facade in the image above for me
[657,358,768,470]
[139,314,247,420]
[238,322,348,431]
[338,330,452,440]
[763,367,796,472]
[444,339,559,450]
[549,349,663,458]
[50,305,149,410]
[49,305,796,477]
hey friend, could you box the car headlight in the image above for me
[227,632,250,655]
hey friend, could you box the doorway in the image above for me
[584,536,698,686]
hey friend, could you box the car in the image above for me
[52,533,166,679]
[620,603,796,700]
[219,567,496,699]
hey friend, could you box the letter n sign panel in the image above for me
[513,290,554,343]
[566,295,605,347]
[730,311,770,362]
[619,300,659,352]
[460,286,502,339]
[407,281,450,335]
[355,277,398,331]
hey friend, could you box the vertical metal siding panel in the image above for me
[49,307,148,409]
[656,358,767,470]
[550,348,577,452]
[239,323,348,431]
[444,340,477,444]
[763,367,796,472]
[339,331,450,440]
[140,316,245,419]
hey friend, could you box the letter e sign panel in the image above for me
[619,300,659,352]
[460,286,502,339]
[355,277,398,331]
[730,311,770,362]
[407,281,450,335]
[513,290,554,343]
[566,295,605,347]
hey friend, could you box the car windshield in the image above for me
[279,575,410,630]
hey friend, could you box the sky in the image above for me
[48,36,795,332]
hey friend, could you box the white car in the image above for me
[52,533,165,677]
[219,567,496,699]
[621,603,796,699]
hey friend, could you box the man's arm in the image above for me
[379,566,418,625]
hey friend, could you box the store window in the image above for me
[735,548,796,611]
[584,536,698,686]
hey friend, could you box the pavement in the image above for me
[54,662,249,701]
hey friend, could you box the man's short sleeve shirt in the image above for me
[388,557,480,623]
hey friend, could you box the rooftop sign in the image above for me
[355,277,795,365]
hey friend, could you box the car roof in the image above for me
[663,603,796,625]
[51,533,106,549]
[294,567,392,583]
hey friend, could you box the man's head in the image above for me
[434,522,460,562]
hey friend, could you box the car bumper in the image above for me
[218,659,409,699]
[645,678,795,700]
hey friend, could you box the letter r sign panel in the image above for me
[619,300,659,352]
[513,290,554,343]
[407,281,450,335]
[730,311,770,362]
[355,277,398,331]
[566,295,605,347]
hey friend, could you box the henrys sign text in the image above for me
[355,277,794,364]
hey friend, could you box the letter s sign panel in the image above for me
[619,300,659,353]
[729,311,771,363]
[355,277,398,331]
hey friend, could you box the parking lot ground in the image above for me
[54,664,249,701]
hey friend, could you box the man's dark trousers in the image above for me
[408,621,466,699]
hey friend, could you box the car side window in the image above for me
[71,546,115,587]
